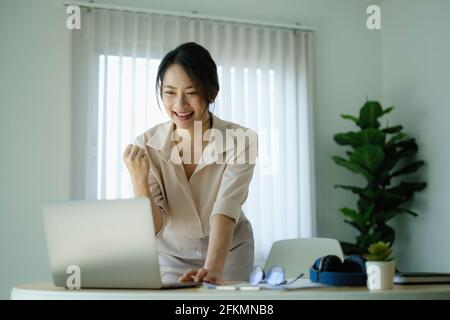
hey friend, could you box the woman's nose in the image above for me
[174,94,187,108]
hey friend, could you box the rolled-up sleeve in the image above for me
[210,164,255,224]
[134,135,167,237]
[148,170,167,213]
[210,131,258,225]
[149,171,168,238]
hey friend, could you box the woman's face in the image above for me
[162,64,208,129]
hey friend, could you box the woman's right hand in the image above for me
[123,144,150,186]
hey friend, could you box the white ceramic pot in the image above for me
[366,260,395,290]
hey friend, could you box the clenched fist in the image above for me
[123,144,150,185]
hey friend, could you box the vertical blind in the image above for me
[72,8,316,264]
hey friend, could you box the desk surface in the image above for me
[11,282,450,300]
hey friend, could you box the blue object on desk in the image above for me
[309,255,367,286]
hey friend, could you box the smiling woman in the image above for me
[123,42,258,284]
[73,8,315,276]
[156,42,219,130]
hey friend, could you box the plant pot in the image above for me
[366,260,395,290]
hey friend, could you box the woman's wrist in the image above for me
[203,259,225,274]
[131,174,148,186]
[132,179,151,197]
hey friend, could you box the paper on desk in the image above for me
[256,277,326,290]
[203,277,325,291]
[279,277,326,290]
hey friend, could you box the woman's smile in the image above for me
[172,110,195,122]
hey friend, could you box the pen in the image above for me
[203,283,261,290]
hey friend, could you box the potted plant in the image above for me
[365,241,395,290]
[332,101,427,255]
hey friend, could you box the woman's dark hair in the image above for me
[156,42,219,110]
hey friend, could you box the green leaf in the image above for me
[382,125,403,134]
[332,156,372,180]
[350,145,385,172]
[404,209,419,217]
[367,241,393,261]
[341,114,360,125]
[340,207,362,226]
[379,210,398,222]
[344,220,363,233]
[375,191,407,211]
[359,101,383,129]
[340,242,365,255]
[387,133,407,145]
[375,224,396,247]
[382,106,394,115]
[377,145,399,186]
[333,132,355,146]
[334,129,385,148]
[362,203,374,224]
[379,207,420,223]
[387,181,427,198]
[335,185,374,201]
[357,233,382,249]
[396,207,419,217]
[396,139,418,158]
[358,197,373,217]
[391,161,425,177]
[359,128,385,146]
[334,184,364,191]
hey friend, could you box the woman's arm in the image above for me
[179,214,234,284]
[123,144,163,235]
[132,181,163,235]
[204,214,234,271]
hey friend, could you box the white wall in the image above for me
[0,0,383,299]
[0,0,72,299]
[381,0,450,272]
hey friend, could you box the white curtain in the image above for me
[72,8,316,264]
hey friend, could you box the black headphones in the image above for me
[309,255,367,286]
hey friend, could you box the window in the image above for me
[97,55,168,199]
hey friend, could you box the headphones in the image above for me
[309,255,367,286]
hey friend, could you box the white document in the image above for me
[202,277,325,291]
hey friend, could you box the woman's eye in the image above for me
[187,92,197,96]
[164,91,175,95]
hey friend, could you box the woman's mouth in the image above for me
[173,111,194,122]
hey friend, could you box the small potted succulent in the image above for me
[365,241,395,290]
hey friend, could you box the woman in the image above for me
[123,42,257,285]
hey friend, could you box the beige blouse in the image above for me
[134,113,258,239]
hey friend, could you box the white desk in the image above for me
[11,282,450,300]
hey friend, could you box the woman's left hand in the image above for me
[179,267,224,284]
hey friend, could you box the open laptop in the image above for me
[42,197,200,289]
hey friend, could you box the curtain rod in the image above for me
[62,1,315,32]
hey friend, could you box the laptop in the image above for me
[42,197,200,289]
[394,272,450,285]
